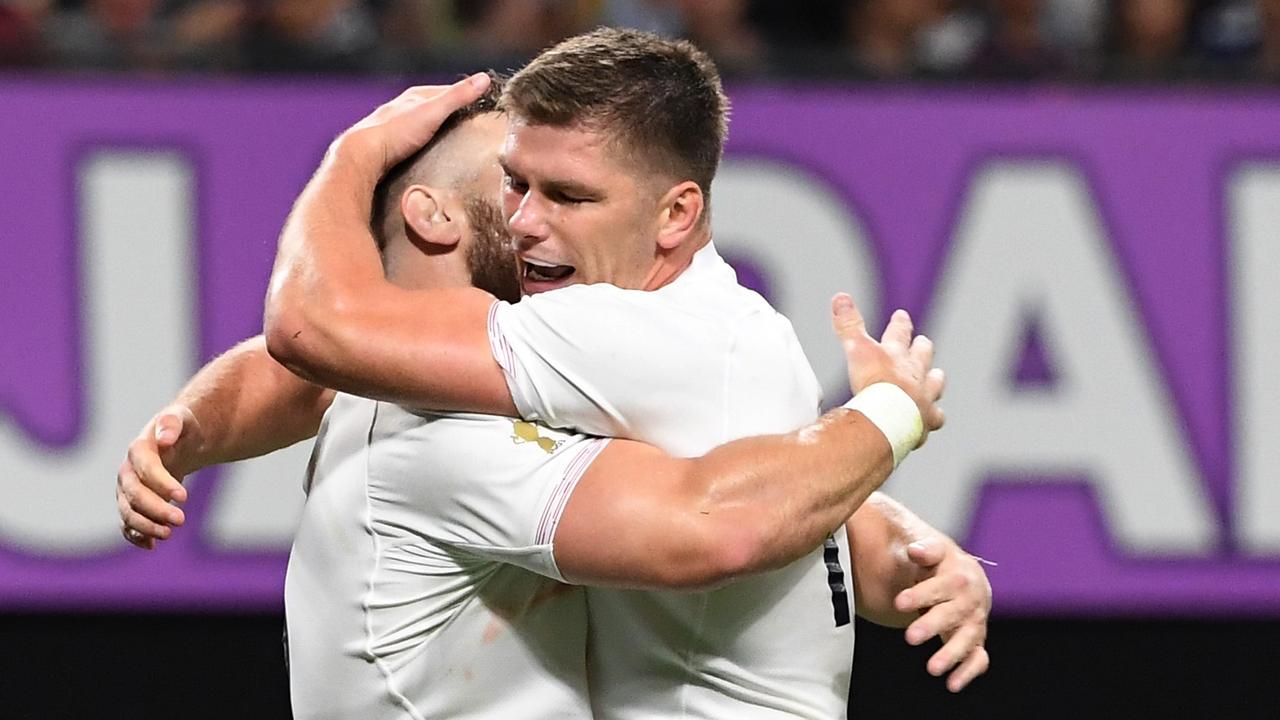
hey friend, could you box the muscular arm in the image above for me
[170,335,335,471]
[263,161,510,414]
[847,492,938,627]
[117,336,333,547]
[553,406,894,590]
[165,333,332,468]
[263,81,514,415]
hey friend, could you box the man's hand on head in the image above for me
[330,73,492,178]
[893,537,993,692]
[117,406,203,550]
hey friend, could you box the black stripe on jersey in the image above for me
[824,535,851,627]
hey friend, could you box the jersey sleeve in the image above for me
[487,286,729,443]
[445,436,610,582]
[368,406,611,582]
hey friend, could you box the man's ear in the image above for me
[401,184,462,248]
[655,181,705,251]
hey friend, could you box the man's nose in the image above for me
[507,191,547,243]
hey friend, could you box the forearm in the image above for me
[553,407,896,590]
[848,492,952,627]
[262,145,512,414]
[263,143,389,382]
[265,76,489,362]
[687,407,896,576]
[173,335,332,473]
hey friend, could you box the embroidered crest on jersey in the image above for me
[511,420,563,454]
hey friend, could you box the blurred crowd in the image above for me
[2,0,1279,81]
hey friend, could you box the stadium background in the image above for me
[3,0,1280,717]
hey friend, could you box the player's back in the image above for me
[489,243,855,719]
[284,394,594,720]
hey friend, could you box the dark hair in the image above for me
[501,27,730,202]
[371,72,505,255]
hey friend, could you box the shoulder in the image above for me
[503,274,774,331]
[375,407,583,463]
[367,409,597,512]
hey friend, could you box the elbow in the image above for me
[658,522,773,591]
[710,523,778,582]
[652,470,788,590]
[263,279,305,367]
[263,292,352,382]
[263,305,314,375]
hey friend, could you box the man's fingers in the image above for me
[125,445,186,524]
[924,367,946,402]
[830,293,869,350]
[920,367,946,434]
[946,646,990,693]
[897,543,992,691]
[881,308,913,350]
[898,570,966,614]
[152,442,190,505]
[924,406,945,434]
[343,73,492,172]
[128,439,185,500]
[448,72,492,98]
[117,490,169,547]
[153,412,184,447]
[904,594,972,646]
[909,333,934,370]
[405,74,490,104]
[120,462,185,527]
[927,623,984,677]
[906,538,947,569]
[120,523,155,551]
[387,77,487,116]
[399,74,490,143]
[118,458,172,524]
[895,573,959,615]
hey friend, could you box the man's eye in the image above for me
[504,175,528,193]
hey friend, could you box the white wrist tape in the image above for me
[843,383,923,468]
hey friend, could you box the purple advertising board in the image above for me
[1,78,1278,614]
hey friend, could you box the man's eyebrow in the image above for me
[543,179,599,197]
[497,158,599,197]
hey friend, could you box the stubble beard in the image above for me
[464,195,522,304]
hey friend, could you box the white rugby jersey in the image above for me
[489,242,854,720]
[283,392,605,720]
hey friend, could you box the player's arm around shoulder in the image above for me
[263,76,512,414]
[550,409,895,591]
[265,284,515,415]
[550,439,762,590]
[551,293,949,591]
[118,335,336,549]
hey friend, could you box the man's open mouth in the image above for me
[522,257,576,284]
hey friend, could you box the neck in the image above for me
[385,237,469,291]
[640,231,711,291]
